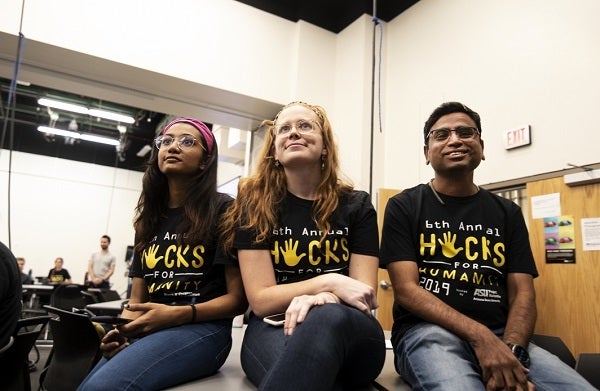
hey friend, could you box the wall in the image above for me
[0,149,140,295]
[382,0,600,190]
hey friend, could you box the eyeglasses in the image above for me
[426,126,480,142]
[274,120,318,136]
[154,134,205,151]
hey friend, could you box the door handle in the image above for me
[379,280,391,290]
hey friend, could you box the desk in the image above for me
[22,284,55,309]
[86,299,126,316]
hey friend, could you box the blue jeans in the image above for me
[395,323,596,391]
[241,304,386,391]
[77,319,233,391]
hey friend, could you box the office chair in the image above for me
[39,306,102,391]
[0,315,51,391]
[49,283,88,312]
[575,353,600,389]
[530,334,576,368]
[97,288,122,302]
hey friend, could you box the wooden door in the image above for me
[526,177,600,356]
[376,188,402,330]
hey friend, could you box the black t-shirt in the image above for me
[380,184,538,345]
[48,268,71,283]
[233,190,379,284]
[0,242,21,349]
[129,194,233,305]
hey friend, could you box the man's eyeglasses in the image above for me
[426,126,480,142]
[154,134,205,151]
[274,120,318,136]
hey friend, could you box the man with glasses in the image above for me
[380,102,594,390]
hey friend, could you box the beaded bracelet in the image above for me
[190,304,197,323]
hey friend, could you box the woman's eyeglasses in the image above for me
[154,135,205,151]
[426,126,480,142]
[274,120,318,136]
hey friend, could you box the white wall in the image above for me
[381,0,600,189]
[0,150,139,295]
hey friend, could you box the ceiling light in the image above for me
[38,98,88,115]
[89,108,135,124]
[37,126,120,146]
[37,98,135,124]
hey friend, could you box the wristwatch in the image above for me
[507,343,530,368]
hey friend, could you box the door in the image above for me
[376,188,402,330]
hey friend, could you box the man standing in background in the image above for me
[87,235,116,289]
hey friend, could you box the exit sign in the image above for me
[503,125,531,150]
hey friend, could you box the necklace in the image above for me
[428,179,480,206]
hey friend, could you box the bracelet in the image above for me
[190,304,197,323]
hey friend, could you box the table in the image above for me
[86,299,126,316]
[22,284,55,309]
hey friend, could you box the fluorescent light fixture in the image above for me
[89,108,135,124]
[37,126,120,146]
[38,98,88,115]
[37,98,135,124]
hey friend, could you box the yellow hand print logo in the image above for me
[438,232,464,258]
[144,244,163,269]
[279,238,306,267]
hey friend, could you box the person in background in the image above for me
[47,257,72,284]
[16,257,33,285]
[87,235,116,288]
[0,242,21,352]
[78,117,247,391]
[221,101,385,390]
[380,101,595,390]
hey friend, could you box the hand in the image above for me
[330,274,378,315]
[99,328,129,359]
[92,277,104,286]
[283,292,339,336]
[469,329,530,391]
[119,302,183,338]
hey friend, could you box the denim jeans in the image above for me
[241,304,386,391]
[77,319,232,391]
[395,322,596,391]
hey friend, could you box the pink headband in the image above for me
[161,117,215,153]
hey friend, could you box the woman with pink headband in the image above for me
[79,117,247,390]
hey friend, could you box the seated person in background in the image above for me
[16,257,33,285]
[47,257,72,284]
[220,102,386,390]
[1,241,21,351]
[380,101,595,390]
[77,118,247,391]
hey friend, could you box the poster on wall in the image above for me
[544,215,576,263]
[581,217,600,251]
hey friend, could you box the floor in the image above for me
[28,343,52,391]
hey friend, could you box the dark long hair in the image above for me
[133,138,220,253]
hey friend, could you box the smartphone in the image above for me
[263,313,286,327]
[90,315,132,325]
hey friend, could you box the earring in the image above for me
[321,156,325,170]
[274,160,280,167]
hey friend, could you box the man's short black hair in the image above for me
[424,102,482,145]
[102,235,111,243]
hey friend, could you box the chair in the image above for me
[39,306,102,391]
[530,334,576,368]
[575,353,600,389]
[0,315,51,391]
[97,288,122,302]
[49,284,88,312]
